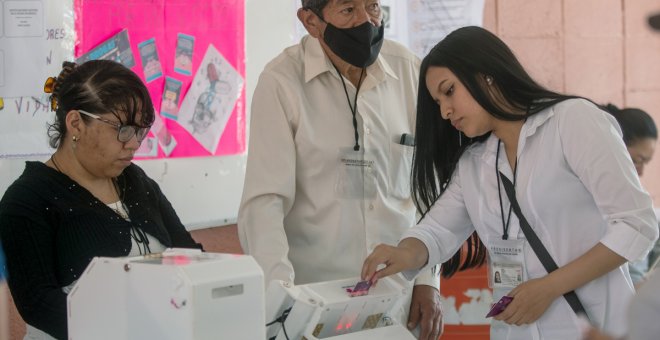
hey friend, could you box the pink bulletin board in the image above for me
[73,0,245,158]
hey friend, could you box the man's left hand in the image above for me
[408,285,443,340]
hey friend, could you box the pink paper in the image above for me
[74,0,245,158]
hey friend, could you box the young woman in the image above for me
[0,60,202,340]
[362,26,658,339]
[603,104,657,177]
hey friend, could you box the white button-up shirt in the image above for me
[239,35,439,288]
[404,98,658,339]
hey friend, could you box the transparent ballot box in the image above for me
[266,275,416,340]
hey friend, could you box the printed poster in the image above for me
[178,44,243,154]
[161,76,182,120]
[0,0,74,158]
[76,29,135,68]
[138,37,163,82]
[174,33,194,75]
[407,0,485,57]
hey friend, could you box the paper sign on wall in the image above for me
[178,44,243,154]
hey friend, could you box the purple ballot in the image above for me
[346,280,372,297]
[486,296,513,318]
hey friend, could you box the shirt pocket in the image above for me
[389,142,414,199]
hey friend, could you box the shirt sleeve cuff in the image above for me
[413,264,440,289]
[601,220,657,262]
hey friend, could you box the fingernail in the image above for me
[407,323,414,329]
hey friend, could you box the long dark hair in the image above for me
[413,26,578,278]
[47,60,155,148]
[602,103,657,146]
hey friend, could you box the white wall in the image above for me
[0,0,299,230]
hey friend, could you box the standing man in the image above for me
[238,1,442,338]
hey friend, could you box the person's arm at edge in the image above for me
[362,237,429,281]
[0,187,68,339]
[238,71,298,284]
[363,159,474,281]
[560,100,657,264]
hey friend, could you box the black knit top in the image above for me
[0,161,202,339]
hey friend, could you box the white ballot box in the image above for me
[266,275,416,340]
[68,249,264,340]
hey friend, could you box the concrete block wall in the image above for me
[483,0,660,203]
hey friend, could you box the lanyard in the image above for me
[333,65,365,151]
[496,140,518,240]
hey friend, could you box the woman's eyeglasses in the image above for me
[78,110,151,143]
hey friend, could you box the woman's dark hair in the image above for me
[602,103,657,146]
[47,60,155,148]
[413,26,579,278]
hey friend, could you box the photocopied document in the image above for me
[178,44,243,154]
[0,0,74,157]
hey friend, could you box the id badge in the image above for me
[487,237,526,289]
[335,147,378,199]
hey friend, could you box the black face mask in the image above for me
[322,21,385,68]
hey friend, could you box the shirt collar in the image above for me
[481,104,556,164]
[521,104,555,139]
[302,35,398,84]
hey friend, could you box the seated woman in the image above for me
[0,60,202,340]
[602,104,658,286]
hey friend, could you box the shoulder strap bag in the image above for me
[498,171,590,321]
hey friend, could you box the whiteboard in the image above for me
[0,0,298,230]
